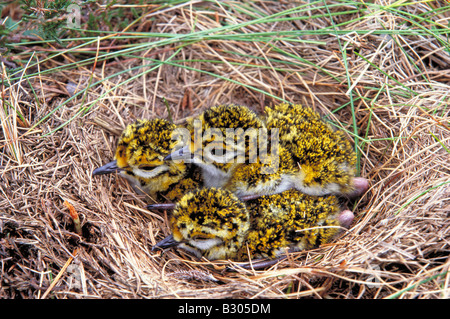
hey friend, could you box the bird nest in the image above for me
[1,1,449,299]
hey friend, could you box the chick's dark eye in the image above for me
[192,234,210,240]
[139,165,155,171]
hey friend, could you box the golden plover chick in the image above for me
[165,104,266,190]
[264,103,368,197]
[92,118,203,201]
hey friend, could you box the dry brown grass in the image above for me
[1,1,449,299]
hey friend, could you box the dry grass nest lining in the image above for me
[1,2,449,299]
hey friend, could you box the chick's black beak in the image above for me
[147,203,176,210]
[164,145,194,161]
[92,160,122,176]
[153,234,179,251]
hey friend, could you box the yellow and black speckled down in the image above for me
[223,145,295,196]
[163,188,341,261]
[115,118,176,168]
[242,189,340,260]
[264,103,357,196]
